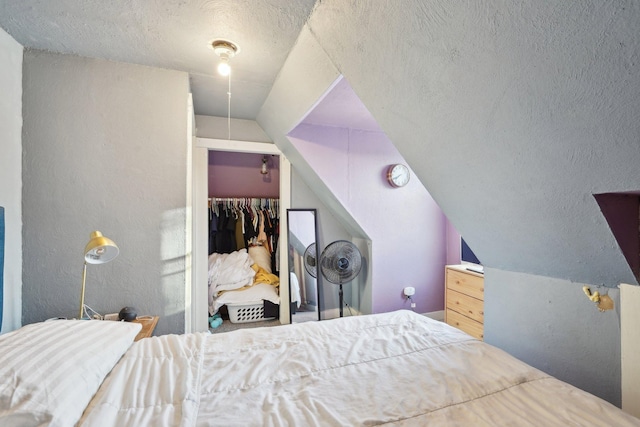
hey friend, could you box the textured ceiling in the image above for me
[8,0,638,289]
[0,0,317,119]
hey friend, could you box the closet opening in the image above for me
[207,151,281,332]
[189,137,291,334]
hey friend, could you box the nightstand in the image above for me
[131,316,159,341]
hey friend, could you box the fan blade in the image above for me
[303,243,318,278]
[320,240,363,284]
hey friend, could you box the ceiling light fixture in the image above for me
[261,156,269,175]
[211,39,239,76]
[210,39,240,140]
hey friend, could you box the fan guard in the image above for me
[320,240,362,285]
[303,243,317,278]
[320,240,362,317]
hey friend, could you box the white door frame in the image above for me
[187,137,291,332]
[621,283,640,417]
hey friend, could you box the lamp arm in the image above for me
[79,261,87,319]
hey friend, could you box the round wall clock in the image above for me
[387,163,410,188]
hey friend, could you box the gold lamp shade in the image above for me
[84,231,119,264]
[79,231,119,318]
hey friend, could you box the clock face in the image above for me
[387,164,410,187]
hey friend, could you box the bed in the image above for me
[1,310,638,426]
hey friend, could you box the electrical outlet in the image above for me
[104,313,119,321]
[403,287,415,297]
[411,302,416,308]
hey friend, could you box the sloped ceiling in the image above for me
[2,0,639,286]
[301,77,381,132]
[303,1,640,286]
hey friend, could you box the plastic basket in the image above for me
[227,302,275,324]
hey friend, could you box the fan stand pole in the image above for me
[339,284,344,318]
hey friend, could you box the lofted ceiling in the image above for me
[0,0,318,119]
[4,0,640,289]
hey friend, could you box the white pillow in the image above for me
[248,245,272,273]
[0,319,140,427]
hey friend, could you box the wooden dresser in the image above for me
[445,265,484,340]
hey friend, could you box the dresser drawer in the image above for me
[446,289,484,323]
[446,268,484,300]
[446,309,484,340]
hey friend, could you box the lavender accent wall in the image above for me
[208,151,280,198]
[288,123,447,314]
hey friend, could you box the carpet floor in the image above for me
[209,317,282,333]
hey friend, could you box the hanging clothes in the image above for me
[209,202,237,254]
[208,197,279,256]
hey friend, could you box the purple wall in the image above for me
[288,123,449,314]
[208,151,279,198]
[594,193,640,278]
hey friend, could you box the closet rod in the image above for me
[208,197,280,211]
[208,197,279,201]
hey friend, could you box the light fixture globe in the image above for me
[218,60,231,76]
[211,39,239,76]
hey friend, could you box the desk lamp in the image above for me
[79,231,119,319]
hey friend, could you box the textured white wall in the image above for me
[195,115,272,142]
[307,0,640,286]
[258,26,368,240]
[257,26,375,317]
[0,28,23,333]
[299,0,640,406]
[485,269,622,405]
[22,51,189,335]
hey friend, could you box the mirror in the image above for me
[287,209,321,323]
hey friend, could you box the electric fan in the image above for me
[303,242,317,278]
[320,240,362,317]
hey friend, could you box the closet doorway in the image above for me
[189,138,291,333]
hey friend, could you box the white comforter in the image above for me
[79,332,207,426]
[2,312,639,426]
[193,310,640,426]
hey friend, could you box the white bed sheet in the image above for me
[194,310,639,426]
[5,312,638,426]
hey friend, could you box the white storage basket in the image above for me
[227,301,275,323]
